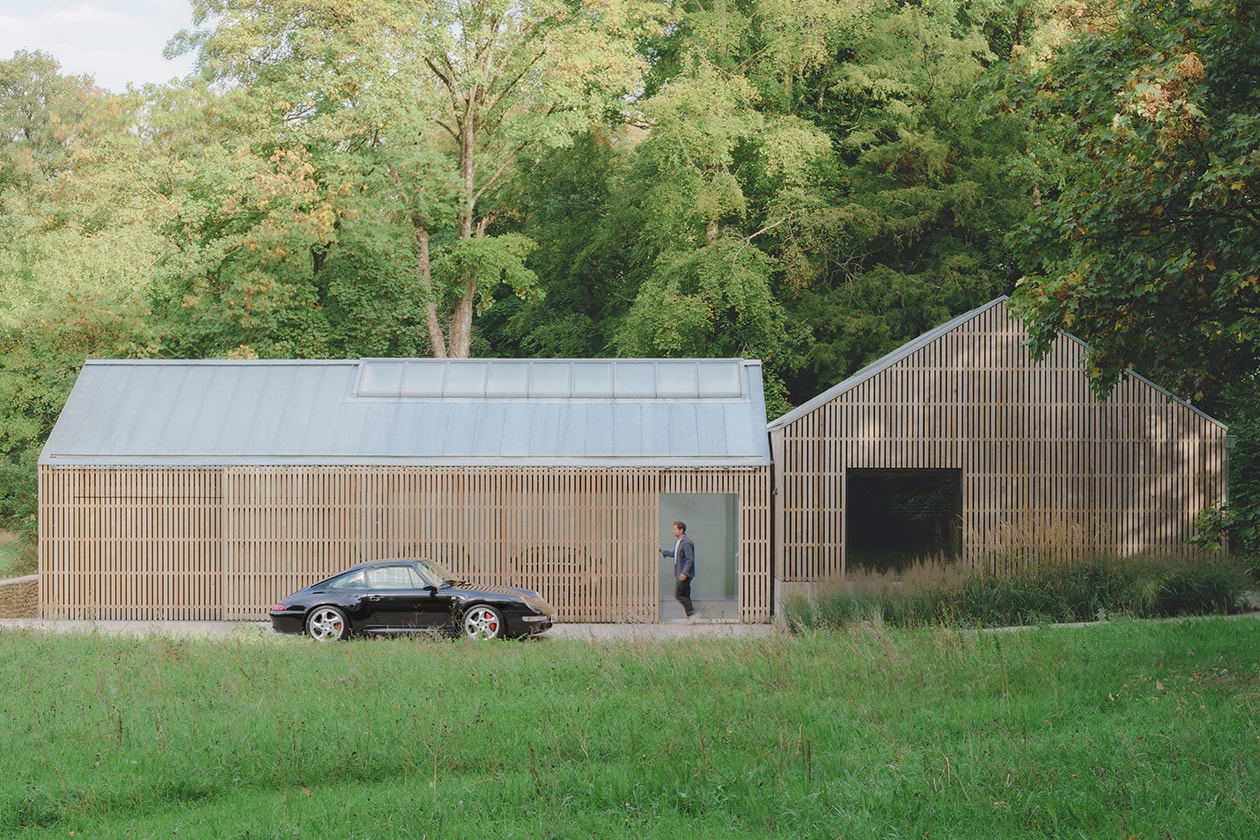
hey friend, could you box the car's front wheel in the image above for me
[306,606,349,641]
[462,605,504,640]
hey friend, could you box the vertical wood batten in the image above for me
[42,464,770,622]
[774,300,1229,583]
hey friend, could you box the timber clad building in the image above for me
[38,299,1231,623]
[770,298,1229,588]
[39,358,772,623]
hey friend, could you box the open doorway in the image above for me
[846,468,962,574]
[658,494,738,621]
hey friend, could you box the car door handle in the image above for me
[367,595,382,601]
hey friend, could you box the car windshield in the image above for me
[415,559,461,588]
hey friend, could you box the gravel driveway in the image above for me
[0,617,778,641]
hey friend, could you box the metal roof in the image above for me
[41,358,771,468]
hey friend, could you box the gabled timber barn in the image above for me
[37,299,1230,623]
[769,298,1229,597]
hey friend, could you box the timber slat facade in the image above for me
[769,299,1230,582]
[40,466,771,623]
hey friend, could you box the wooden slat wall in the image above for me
[38,468,223,620]
[40,465,771,623]
[774,302,1230,580]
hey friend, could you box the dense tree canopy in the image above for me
[161,0,672,359]
[1008,0,1260,411]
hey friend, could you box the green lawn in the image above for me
[2,618,1257,838]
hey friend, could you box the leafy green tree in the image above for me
[773,0,1034,401]
[485,129,637,358]
[170,0,670,359]
[0,52,158,331]
[1008,0,1260,411]
[0,51,100,191]
[611,49,820,415]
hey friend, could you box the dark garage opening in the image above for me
[846,468,962,573]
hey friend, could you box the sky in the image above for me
[0,0,198,92]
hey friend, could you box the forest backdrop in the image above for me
[1,0,1257,560]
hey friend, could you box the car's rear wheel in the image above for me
[462,605,504,640]
[306,606,349,641]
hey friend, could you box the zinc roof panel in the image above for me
[557,403,588,456]
[275,365,335,456]
[500,402,533,456]
[611,404,642,457]
[214,367,268,454]
[41,359,771,466]
[696,405,728,456]
[184,367,238,455]
[96,365,147,454]
[358,401,398,456]
[250,367,295,456]
[641,403,671,456]
[473,402,508,454]
[329,400,370,457]
[669,403,700,456]
[528,403,563,454]
[442,403,479,456]
[296,366,357,454]
[584,403,615,456]
[129,365,189,454]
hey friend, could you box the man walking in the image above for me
[659,520,697,622]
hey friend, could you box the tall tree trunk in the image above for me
[446,87,480,358]
[412,212,447,357]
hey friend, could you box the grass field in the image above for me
[2,618,1257,838]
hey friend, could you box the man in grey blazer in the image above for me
[659,520,697,621]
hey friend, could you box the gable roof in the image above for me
[768,297,1224,431]
[41,358,771,468]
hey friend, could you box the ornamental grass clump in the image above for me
[784,553,1255,630]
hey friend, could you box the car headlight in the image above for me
[519,593,556,616]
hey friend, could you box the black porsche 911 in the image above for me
[269,558,557,641]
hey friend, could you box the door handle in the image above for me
[367,595,382,602]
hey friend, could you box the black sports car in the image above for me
[269,558,557,641]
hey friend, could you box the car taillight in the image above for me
[271,603,287,611]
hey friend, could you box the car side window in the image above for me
[367,565,425,590]
[327,570,368,591]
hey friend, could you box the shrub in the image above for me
[784,553,1256,631]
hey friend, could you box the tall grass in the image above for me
[2,618,1258,837]
[0,533,33,578]
[784,553,1255,630]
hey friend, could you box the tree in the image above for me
[611,44,821,415]
[0,51,101,191]
[1007,0,1260,410]
[175,0,670,358]
[765,0,1034,401]
[0,52,157,331]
